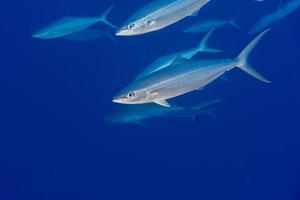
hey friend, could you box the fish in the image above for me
[134,29,221,81]
[33,5,116,39]
[113,29,271,107]
[63,28,116,42]
[183,18,241,34]
[106,99,221,125]
[249,0,300,34]
[116,0,210,36]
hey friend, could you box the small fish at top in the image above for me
[134,29,221,81]
[183,18,241,34]
[33,5,117,39]
[116,0,210,36]
[249,0,300,34]
[106,99,221,125]
[113,30,271,107]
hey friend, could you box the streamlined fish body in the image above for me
[183,18,240,33]
[107,100,221,124]
[113,30,271,107]
[63,28,115,42]
[249,0,300,34]
[116,0,210,36]
[134,29,221,81]
[33,5,116,39]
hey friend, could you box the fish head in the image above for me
[113,87,149,105]
[116,19,156,36]
[32,28,60,39]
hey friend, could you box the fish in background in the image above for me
[113,30,271,107]
[63,28,116,42]
[33,5,117,39]
[183,18,241,34]
[116,0,211,36]
[134,29,222,81]
[106,99,221,125]
[249,0,300,34]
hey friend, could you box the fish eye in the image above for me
[128,24,135,29]
[127,92,135,99]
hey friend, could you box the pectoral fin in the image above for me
[154,99,171,107]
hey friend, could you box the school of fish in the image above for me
[33,0,300,125]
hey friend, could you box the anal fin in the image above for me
[154,99,171,107]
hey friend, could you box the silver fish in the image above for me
[116,0,210,36]
[33,5,116,39]
[106,99,221,125]
[134,29,221,81]
[249,0,300,34]
[113,30,271,107]
[183,18,241,33]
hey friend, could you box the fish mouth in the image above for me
[115,29,130,36]
[32,33,42,38]
[112,98,122,104]
[112,95,126,104]
[32,32,48,39]
[115,27,137,36]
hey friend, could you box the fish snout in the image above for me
[115,26,139,36]
[32,32,43,38]
[112,98,123,104]
[112,94,128,104]
[115,28,131,36]
[32,30,49,39]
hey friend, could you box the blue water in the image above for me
[1,0,300,199]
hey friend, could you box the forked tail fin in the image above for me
[236,29,271,83]
[99,5,117,29]
[197,29,223,53]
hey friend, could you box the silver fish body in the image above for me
[33,17,102,39]
[114,58,236,105]
[249,0,300,34]
[107,99,221,124]
[134,29,221,81]
[183,18,241,33]
[116,0,210,36]
[33,5,116,39]
[113,30,271,106]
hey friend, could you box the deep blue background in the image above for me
[0,0,300,199]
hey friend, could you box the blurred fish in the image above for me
[106,99,221,125]
[33,5,116,39]
[134,29,221,81]
[113,30,271,107]
[249,0,300,34]
[116,0,210,36]
[183,18,241,33]
[63,28,116,42]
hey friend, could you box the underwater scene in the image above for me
[1,0,300,199]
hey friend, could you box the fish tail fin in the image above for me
[197,29,222,53]
[236,29,271,83]
[99,5,117,29]
[229,18,242,30]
